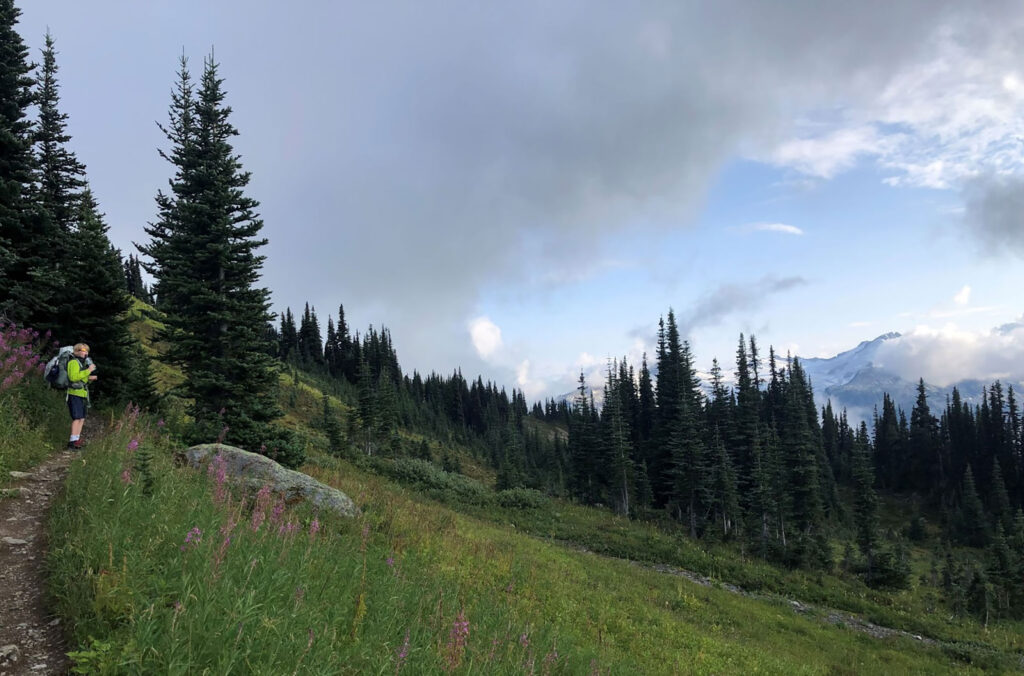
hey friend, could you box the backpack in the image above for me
[44,346,75,390]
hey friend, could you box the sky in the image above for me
[15,1,1024,401]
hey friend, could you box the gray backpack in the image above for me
[43,346,75,390]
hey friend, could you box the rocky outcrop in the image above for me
[184,443,359,519]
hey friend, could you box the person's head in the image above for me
[73,343,90,358]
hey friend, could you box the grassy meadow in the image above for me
[42,400,1018,674]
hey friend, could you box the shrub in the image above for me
[496,487,549,510]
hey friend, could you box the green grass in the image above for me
[44,404,1014,674]
[0,347,68,484]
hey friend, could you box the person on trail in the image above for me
[66,343,97,450]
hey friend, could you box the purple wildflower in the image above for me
[445,609,470,672]
[127,438,139,452]
[395,629,410,672]
[180,526,202,552]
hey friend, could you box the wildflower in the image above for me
[217,425,230,444]
[542,641,559,675]
[395,629,410,672]
[180,527,203,552]
[250,485,273,532]
[127,438,139,452]
[309,518,321,538]
[386,555,394,568]
[173,600,184,614]
[519,633,530,649]
[120,468,133,484]
[445,609,470,672]
[277,521,299,537]
[208,454,229,504]
[212,535,232,576]
[270,497,285,525]
[157,419,165,428]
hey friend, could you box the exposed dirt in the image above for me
[0,451,73,676]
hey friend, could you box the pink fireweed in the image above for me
[309,518,321,539]
[277,521,299,537]
[127,438,139,452]
[269,496,285,525]
[212,535,232,578]
[395,629,410,673]
[180,527,203,552]
[120,467,133,484]
[208,454,229,504]
[250,485,273,532]
[444,609,470,672]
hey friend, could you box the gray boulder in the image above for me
[184,443,359,518]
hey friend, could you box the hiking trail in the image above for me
[0,451,73,676]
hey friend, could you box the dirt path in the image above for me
[0,451,73,676]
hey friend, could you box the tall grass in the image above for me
[0,323,65,480]
[46,405,1000,674]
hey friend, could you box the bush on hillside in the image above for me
[496,487,549,510]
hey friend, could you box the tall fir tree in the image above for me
[0,2,64,330]
[58,190,155,405]
[139,55,293,463]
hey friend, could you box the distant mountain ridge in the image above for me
[800,332,1022,420]
[558,331,1021,421]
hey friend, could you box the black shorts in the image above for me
[67,395,87,421]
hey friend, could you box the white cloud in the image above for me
[770,126,883,178]
[515,360,547,399]
[749,222,804,235]
[468,317,503,360]
[769,16,1024,193]
[953,285,971,306]
[875,322,1024,386]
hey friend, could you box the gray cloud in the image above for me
[678,276,808,337]
[963,175,1024,257]
[14,0,1019,381]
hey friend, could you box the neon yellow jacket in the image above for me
[67,358,90,399]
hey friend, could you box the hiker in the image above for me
[66,343,97,450]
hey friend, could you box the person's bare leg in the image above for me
[71,418,84,437]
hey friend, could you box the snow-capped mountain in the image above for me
[800,333,1021,420]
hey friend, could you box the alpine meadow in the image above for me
[3,1,1024,674]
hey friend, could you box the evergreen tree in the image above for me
[708,426,741,539]
[59,190,155,405]
[356,354,377,454]
[0,3,64,330]
[602,361,634,516]
[852,421,879,580]
[139,55,292,463]
[908,379,941,495]
[956,465,988,547]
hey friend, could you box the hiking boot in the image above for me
[67,440,76,450]
[68,439,83,450]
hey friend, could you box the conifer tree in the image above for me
[852,421,879,580]
[34,32,84,233]
[59,190,155,405]
[0,3,64,330]
[908,378,941,494]
[139,55,292,462]
[957,465,988,547]
[709,426,741,539]
[602,361,634,516]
